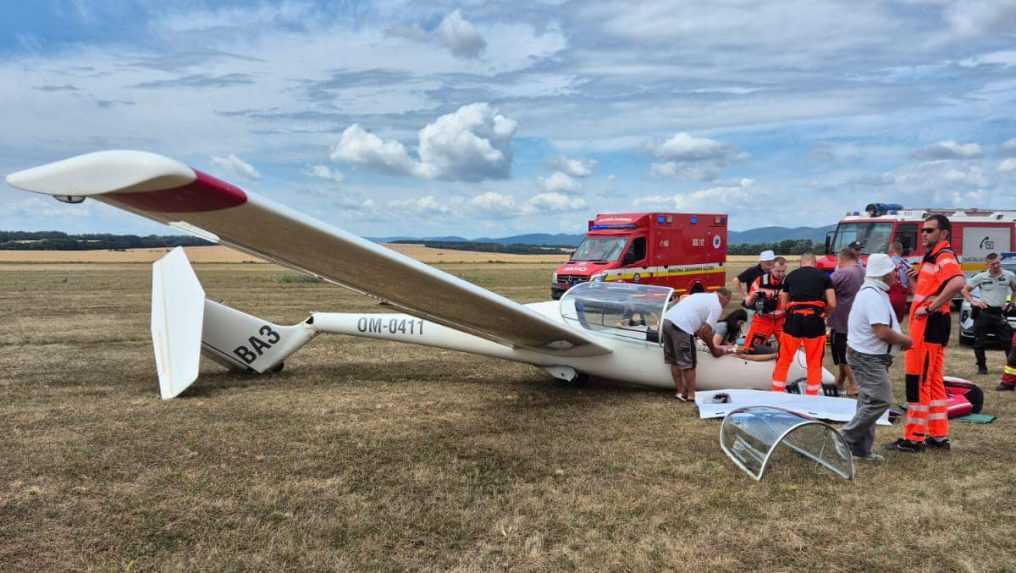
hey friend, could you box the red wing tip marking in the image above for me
[106,169,248,213]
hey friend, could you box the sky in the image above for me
[2,0,1016,238]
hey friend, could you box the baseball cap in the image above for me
[865,253,895,278]
[758,250,776,262]
[848,241,863,250]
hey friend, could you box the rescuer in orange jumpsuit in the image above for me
[885,214,966,453]
[742,257,787,353]
[771,253,836,395]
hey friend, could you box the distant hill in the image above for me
[728,225,836,245]
[375,227,834,247]
[4,225,837,251]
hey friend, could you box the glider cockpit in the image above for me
[559,282,673,343]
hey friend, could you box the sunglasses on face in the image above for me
[921,227,938,234]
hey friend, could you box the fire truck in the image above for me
[550,212,727,299]
[819,203,1016,278]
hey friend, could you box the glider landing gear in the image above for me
[544,365,588,386]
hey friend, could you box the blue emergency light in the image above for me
[590,223,638,230]
[864,203,904,217]
[690,216,697,224]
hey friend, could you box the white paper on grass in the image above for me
[695,389,891,426]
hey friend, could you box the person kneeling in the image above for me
[661,288,733,401]
[840,254,913,462]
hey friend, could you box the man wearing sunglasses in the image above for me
[887,215,966,453]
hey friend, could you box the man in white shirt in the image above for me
[841,254,913,461]
[661,288,732,401]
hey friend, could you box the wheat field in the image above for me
[1,254,1015,572]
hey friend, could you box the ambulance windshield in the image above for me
[571,237,627,262]
[831,222,892,254]
[559,282,673,341]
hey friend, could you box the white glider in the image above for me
[7,150,830,399]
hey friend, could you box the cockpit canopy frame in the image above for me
[559,282,674,342]
[719,406,854,481]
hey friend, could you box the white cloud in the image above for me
[332,103,517,182]
[553,156,596,177]
[527,192,587,212]
[877,160,991,202]
[540,171,580,193]
[307,164,344,184]
[634,178,754,210]
[438,10,487,59]
[210,154,261,180]
[1001,138,1016,157]
[388,195,451,216]
[469,192,518,215]
[331,125,419,177]
[417,103,517,180]
[938,1,1016,39]
[999,158,1016,174]
[650,132,746,180]
[912,140,983,160]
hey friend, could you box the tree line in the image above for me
[728,239,818,256]
[0,231,213,251]
[391,240,570,255]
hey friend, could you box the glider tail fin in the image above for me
[151,247,317,400]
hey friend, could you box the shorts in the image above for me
[662,320,697,369]
[831,331,848,365]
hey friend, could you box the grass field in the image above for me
[2,257,1016,572]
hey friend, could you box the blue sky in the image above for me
[2,0,1016,238]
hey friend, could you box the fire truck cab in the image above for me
[551,212,727,300]
[820,203,1016,280]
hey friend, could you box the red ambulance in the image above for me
[551,212,727,299]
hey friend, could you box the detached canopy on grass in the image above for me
[720,406,854,481]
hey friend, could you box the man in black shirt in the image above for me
[736,250,776,305]
[771,252,836,395]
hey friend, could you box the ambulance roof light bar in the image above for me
[864,203,903,217]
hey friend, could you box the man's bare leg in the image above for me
[842,364,858,395]
[683,368,697,401]
[670,365,685,398]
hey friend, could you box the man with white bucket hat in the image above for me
[841,253,913,462]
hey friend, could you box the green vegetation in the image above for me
[392,240,571,255]
[0,230,212,250]
[729,239,818,256]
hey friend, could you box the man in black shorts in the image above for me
[661,288,733,401]
[830,247,865,395]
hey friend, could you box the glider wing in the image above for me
[7,150,610,357]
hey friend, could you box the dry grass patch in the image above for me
[2,261,1016,572]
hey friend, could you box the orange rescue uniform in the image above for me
[742,272,784,352]
[903,241,963,443]
[771,267,832,396]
